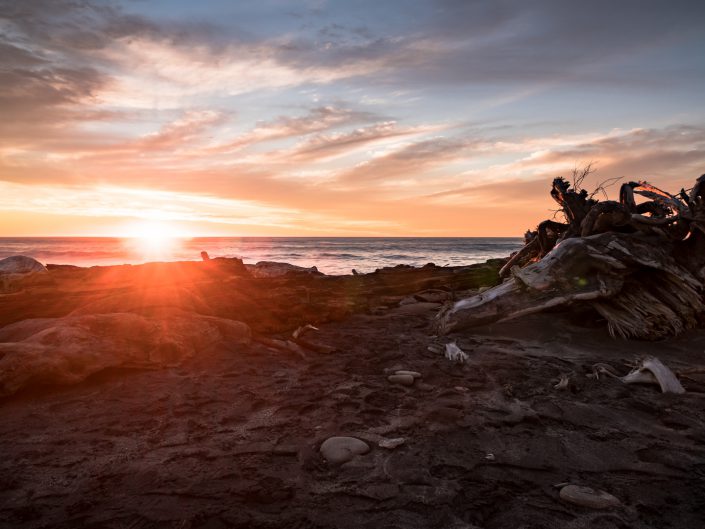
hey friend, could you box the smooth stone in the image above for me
[559,485,621,509]
[320,436,370,465]
[388,374,415,386]
[378,437,406,449]
[395,370,421,379]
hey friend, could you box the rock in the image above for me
[388,374,415,386]
[378,437,406,449]
[0,311,251,397]
[319,436,370,465]
[559,485,621,509]
[394,370,421,379]
[0,255,50,293]
[248,261,322,278]
[0,255,47,274]
[200,251,210,261]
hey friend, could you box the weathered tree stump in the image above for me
[437,173,705,340]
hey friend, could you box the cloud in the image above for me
[97,37,385,109]
[210,105,380,154]
[517,125,705,180]
[286,121,435,162]
[335,135,480,185]
[0,179,399,236]
[422,125,705,213]
[128,110,227,151]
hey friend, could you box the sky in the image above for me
[1,0,704,237]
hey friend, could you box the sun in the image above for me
[121,220,185,260]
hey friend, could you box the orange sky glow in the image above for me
[2,1,704,237]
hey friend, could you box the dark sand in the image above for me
[1,262,705,528]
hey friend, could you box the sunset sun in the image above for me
[122,221,184,258]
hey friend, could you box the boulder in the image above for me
[0,256,50,293]
[0,255,47,274]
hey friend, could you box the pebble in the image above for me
[559,485,621,509]
[378,437,406,449]
[387,374,415,386]
[394,370,421,379]
[320,436,370,465]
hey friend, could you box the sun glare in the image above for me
[122,221,185,261]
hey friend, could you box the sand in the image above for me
[1,260,705,528]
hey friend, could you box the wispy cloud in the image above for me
[208,105,379,154]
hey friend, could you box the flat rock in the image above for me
[559,485,621,509]
[319,436,370,465]
[388,374,415,386]
[248,261,322,278]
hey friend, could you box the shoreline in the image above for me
[0,237,524,276]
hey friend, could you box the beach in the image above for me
[4,0,704,526]
[0,256,704,528]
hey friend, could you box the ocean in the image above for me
[0,237,522,275]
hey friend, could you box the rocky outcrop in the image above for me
[0,311,250,397]
[0,258,504,333]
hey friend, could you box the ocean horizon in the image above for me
[0,237,522,275]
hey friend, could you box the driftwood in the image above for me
[621,357,686,394]
[437,173,705,340]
